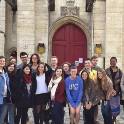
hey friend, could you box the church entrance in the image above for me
[52,23,87,70]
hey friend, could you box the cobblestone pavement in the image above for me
[27,105,124,124]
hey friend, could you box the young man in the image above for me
[65,65,83,124]
[106,57,122,123]
[17,52,28,69]
[80,58,97,81]
[91,55,100,71]
[50,56,58,71]
[0,56,14,124]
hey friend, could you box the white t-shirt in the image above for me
[36,74,48,94]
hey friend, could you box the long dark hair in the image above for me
[52,66,64,80]
[22,64,31,74]
[81,69,92,93]
[7,62,16,75]
[36,62,46,76]
[30,53,40,65]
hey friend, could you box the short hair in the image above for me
[110,57,117,62]
[84,58,91,62]
[62,62,71,67]
[0,56,5,59]
[91,55,98,61]
[20,52,28,58]
[70,64,77,70]
[51,56,58,60]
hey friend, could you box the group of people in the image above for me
[0,52,124,124]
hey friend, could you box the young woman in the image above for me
[29,53,41,72]
[15,64,36,124]
[95,68,116,124]
[48,66,65,124]
[33,62,51,124]
[81,69,95,124]
[6,63,17,123]
[65,65,83,124]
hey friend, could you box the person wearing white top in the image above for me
[34,62,50,124]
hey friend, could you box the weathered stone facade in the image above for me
[0,0,5,55]
[0,0,124,69]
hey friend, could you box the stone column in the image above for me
[0,0,5,55]
[105,0,123,68]
[92,0,106,68]
[122,1,124,70]
[35,0,49,62]
[16,0,35,63]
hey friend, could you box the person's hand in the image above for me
[51,96,55,101]
[111,90,116,96]
[85,102,92,110]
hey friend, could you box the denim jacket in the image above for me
[0,71,10,104]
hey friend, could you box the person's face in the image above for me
[20,55,28,64]
[23,66,30,75]
[81,72,88,80]
[70,68,77,78]
[10,58,16,64]
[97,71,103,79]
[63,64,70,72]
[84,60,92,69]
[0,58,5,68]
[51,57,58,66]
[32,55,38,63]
[38,64,44,73]
[56,69,63,78]
[8,64,15,72]
[91,58,98,67]
[110,59,117,67]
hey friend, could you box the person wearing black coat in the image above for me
[15,64,37,124]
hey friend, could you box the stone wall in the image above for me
[105,0,123,69]
[5,4,17,58]
[16,0,35,63]
[35,0,49,62]
[0,0,5,55]
[2,0,124,69]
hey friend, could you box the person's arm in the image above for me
[45,63,52,71]
[65,78,76,108]
[121,73,124,97]
[55,80,65,103]
[75,77,83,107]
[90,80,96,103]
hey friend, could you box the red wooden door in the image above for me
[52,23,87,70]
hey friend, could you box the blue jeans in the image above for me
[0,103,14,124]
[101,101,112,124]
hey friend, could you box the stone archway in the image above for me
[48,16,91,63]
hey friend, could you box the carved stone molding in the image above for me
[61,6,79,16]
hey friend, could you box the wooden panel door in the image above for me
[52,23,87,70]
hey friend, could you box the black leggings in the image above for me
[33,104,49,124]
[15,107,28,124]
[83,105,96,124]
